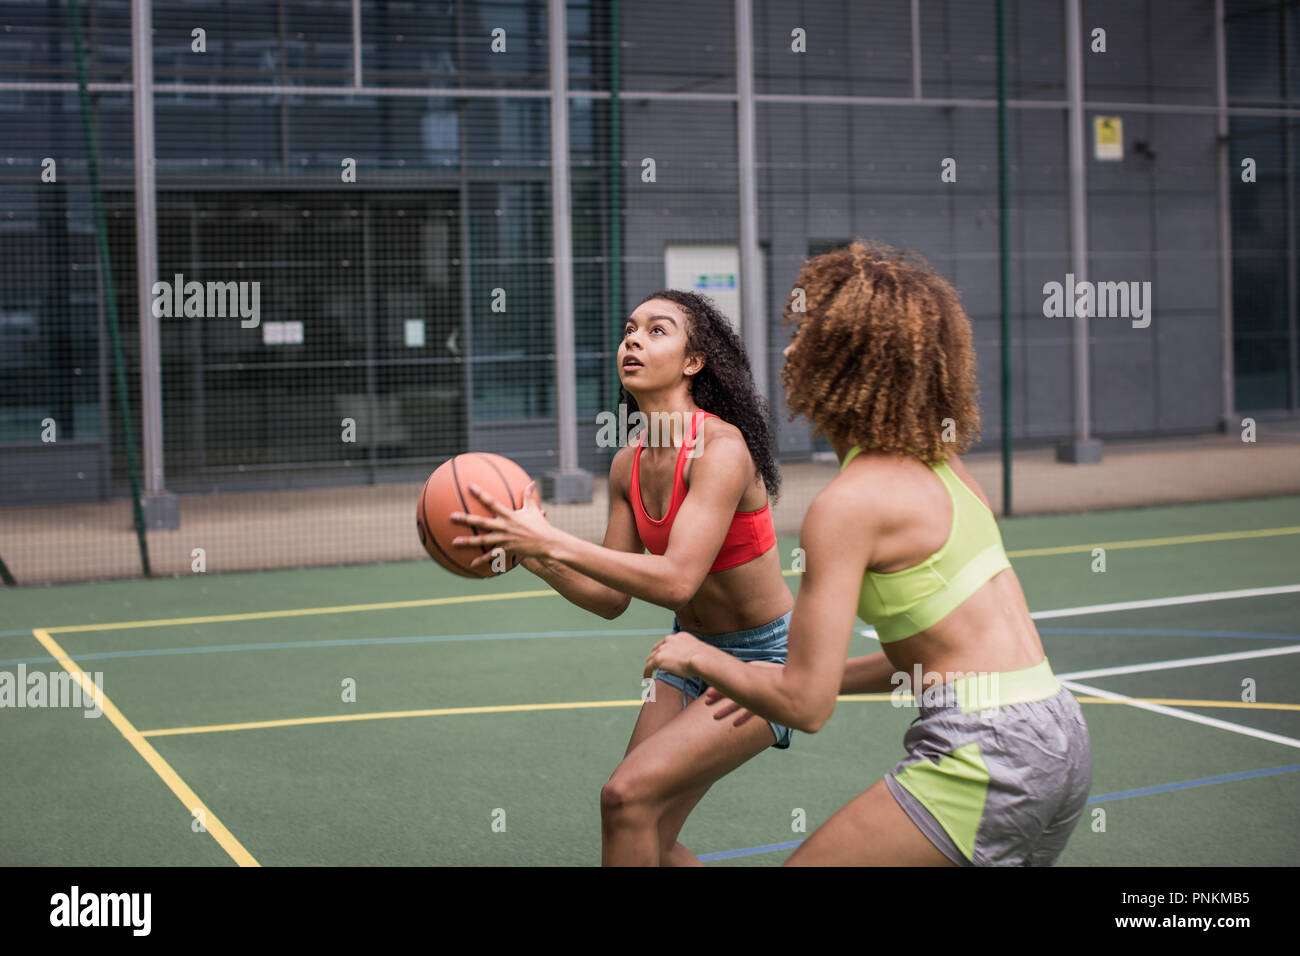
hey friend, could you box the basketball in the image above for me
[417,453,533,578]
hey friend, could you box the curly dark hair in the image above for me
[616,288,782,502]
[779,240,981,464]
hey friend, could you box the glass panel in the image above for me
[468,179,553,422]
[1226,0,1283,102]
[1229,116,1290,411]
[153,0,353,86]
[0,0,132,85]
[605,0,735,94]
[361,0,549,89]
[755,0,914,99]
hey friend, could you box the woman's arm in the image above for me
[645,480,877,732]
[454,422,754,611]
[520,555,625,620]
[517,446,645,619]
[839,652,898,694]
[704,652,896,727]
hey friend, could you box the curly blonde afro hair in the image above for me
[780,240,981,464]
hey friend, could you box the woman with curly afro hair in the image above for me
[451,289,796,866]
[645,241,1092,866]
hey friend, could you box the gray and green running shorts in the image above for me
[883,657,1092,866]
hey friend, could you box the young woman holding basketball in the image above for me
[644,241,1093,866]
[449,289,795,867]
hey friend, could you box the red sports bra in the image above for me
[629,410,777,573]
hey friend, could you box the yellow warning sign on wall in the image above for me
[1094,116,1123,161]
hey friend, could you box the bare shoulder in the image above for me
[608,443,637,497]
[814,454,890,517]
[691,415,752,473]
[801,467,879,562]
[841,450,992,520]
[813,450,912,535]
[695,414,747,452]
[942,454,995,511]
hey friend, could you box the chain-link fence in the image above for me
[1,0,1296,584]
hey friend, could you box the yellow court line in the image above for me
[141,699,645,737]
[37,523,1300,634]
[782,524,1300,570]
[30,628,259,867]
[822,694,1300,711]
[45,588,558,634]
[138,693,1300,738]
[1000,525,1300,560]
[1081,697,1300,711]
[35,522,1300,634]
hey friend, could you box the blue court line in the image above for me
[0,628,672,667]
[698,840,804,861]
[4,625,1297,669]
[697,763,1300,862]
[1082,763,1300,802]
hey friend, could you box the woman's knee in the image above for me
[600,772,665,824]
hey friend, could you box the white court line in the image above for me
[854,582,1300,640]
[1016,585,1300,750]
[1061,679,1300,751]
[1029,583,1300,620]
[852,584,1300,751]
[1057,644,1300,681]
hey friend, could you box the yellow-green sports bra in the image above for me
[840,445,1012,643]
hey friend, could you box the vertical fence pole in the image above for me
[735,0,767,403]
[70,0,152,574]
[997,0,1013,515]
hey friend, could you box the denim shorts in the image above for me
[652,610,794,750]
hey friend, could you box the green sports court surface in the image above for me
[2,494,1299,866]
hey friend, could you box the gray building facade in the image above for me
[0,0,1295,506]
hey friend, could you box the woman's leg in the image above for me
[602,689,777,866]
[602,677,691,864]
[604,677,710,866]
[620,678,684,757]
[784,777,958,866]
[656,782,713,866]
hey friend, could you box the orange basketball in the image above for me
[417,452,533,578]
